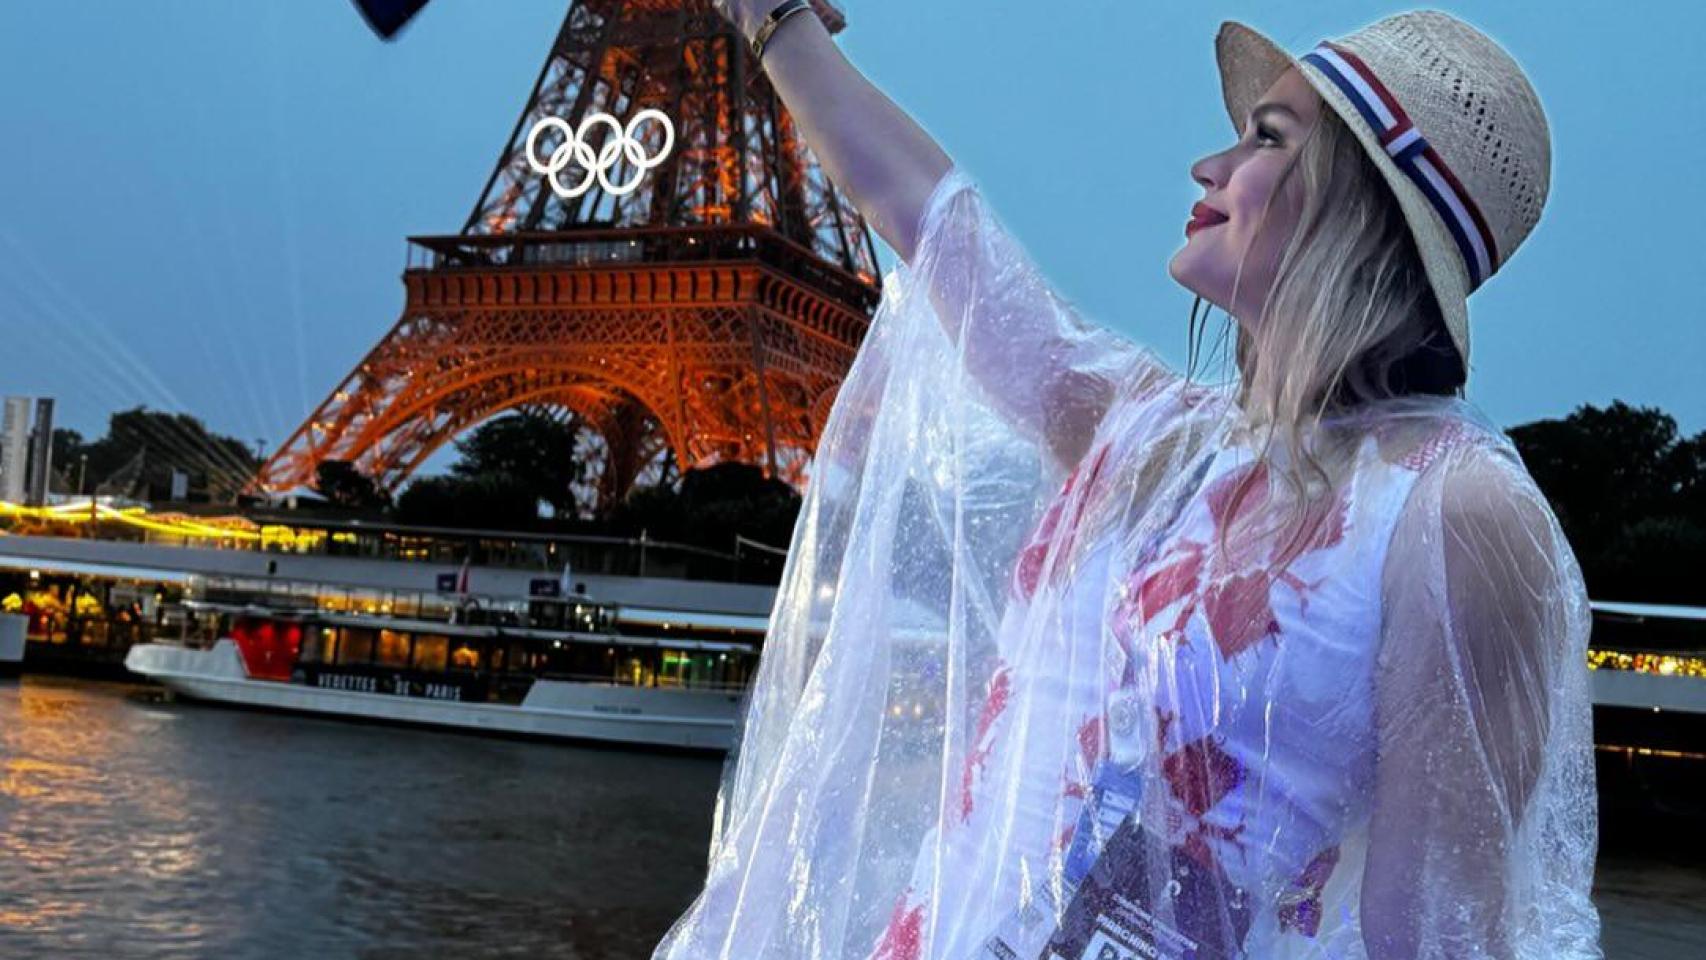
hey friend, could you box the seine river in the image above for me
[3,676,1704,959]
[0,676,722,959]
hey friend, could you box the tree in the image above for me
[313,460,391,511]
[606,462,800,553]
[450,411,584,516]
[50,428,85,473]
[1509,401,1706,605]
[57,407,257,502]
[395,473,537,529]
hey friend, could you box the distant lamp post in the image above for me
[81,453,95,536]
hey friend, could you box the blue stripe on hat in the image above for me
[1301,46,1491,288]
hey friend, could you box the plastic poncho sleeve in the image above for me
[1364,438,1601,958]
[650,164,1181,959]
[910,165,1181,472]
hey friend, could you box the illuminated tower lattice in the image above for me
[254,0,879,509]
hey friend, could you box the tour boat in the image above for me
[1585,600,1706,816]
[124,594,762,752]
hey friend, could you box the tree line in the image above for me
[45,401,1706,604]
[1507,401,1703,606]
[311,409,804,558]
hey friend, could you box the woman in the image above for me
[658,5,1600,959]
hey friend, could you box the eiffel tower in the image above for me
[253,0,879,510]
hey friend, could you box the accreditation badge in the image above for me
[1037,811,1250,960]
[971,760,1146,960]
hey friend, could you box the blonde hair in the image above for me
[1186,100,1466,573]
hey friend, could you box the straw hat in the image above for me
[1216,10,1551,377]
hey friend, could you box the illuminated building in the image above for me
[0,396,29,503]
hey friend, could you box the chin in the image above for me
[1168,248,1228,311]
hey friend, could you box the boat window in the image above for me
[652,648,744,689]
[449,641,482,671]
[506,641,538,674]
[412,634,450,672]
[537,641,599,680]
[337,628,375,665]
[301,627,336,664]
[621,650,657,687]
[419,596,455,621]
[375,629,412,668]
[658,649,689,688]
[194,612,224,649]
[528,600,565,630]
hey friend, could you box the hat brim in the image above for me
[1215,21,1472,378]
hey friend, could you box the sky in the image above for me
[0,0,1700,481]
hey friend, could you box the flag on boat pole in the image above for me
[445,555,472,624]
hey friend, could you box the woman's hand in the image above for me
[702,0,950,264]
[711,0,789,42]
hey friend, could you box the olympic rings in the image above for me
[524,109,676,199]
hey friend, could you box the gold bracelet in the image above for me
[751,0,814,61]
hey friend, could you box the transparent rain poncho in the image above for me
[654,166,1601,959]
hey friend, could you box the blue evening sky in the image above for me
[0,1,1699,473]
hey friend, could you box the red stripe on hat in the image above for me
[1378,122,1414,148]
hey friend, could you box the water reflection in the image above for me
[0,676,723,958]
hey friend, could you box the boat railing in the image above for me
[1,500,792,586]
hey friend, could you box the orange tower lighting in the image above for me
[253,0,880,510]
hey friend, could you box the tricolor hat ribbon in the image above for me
[1302,41,1500,289]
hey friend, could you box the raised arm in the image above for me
[719,2,1178,470]
[720,1,951,261]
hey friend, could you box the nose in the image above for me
[1191,145,1233,192]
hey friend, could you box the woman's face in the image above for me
[1169,68,1323,328]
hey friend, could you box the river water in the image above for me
[3,676,1703,959]
[0,676,723,958]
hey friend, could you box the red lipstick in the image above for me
[1186,201,1228,238]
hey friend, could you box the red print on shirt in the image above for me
[1076,714,1106,772]
[958,660,1014,822]
[1161,732,1246,819]
[1013,441,1114,601]
[1201,569,1281,660]
[1117,459,1350,662]
[1276,844,1342,937]
[1134,546,1207,631]
[1384,419,1472,473]
[871,887,926,960]
[1154,717,1253,871]
[1205,461,1350,572]
[1179,818,1251,872]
